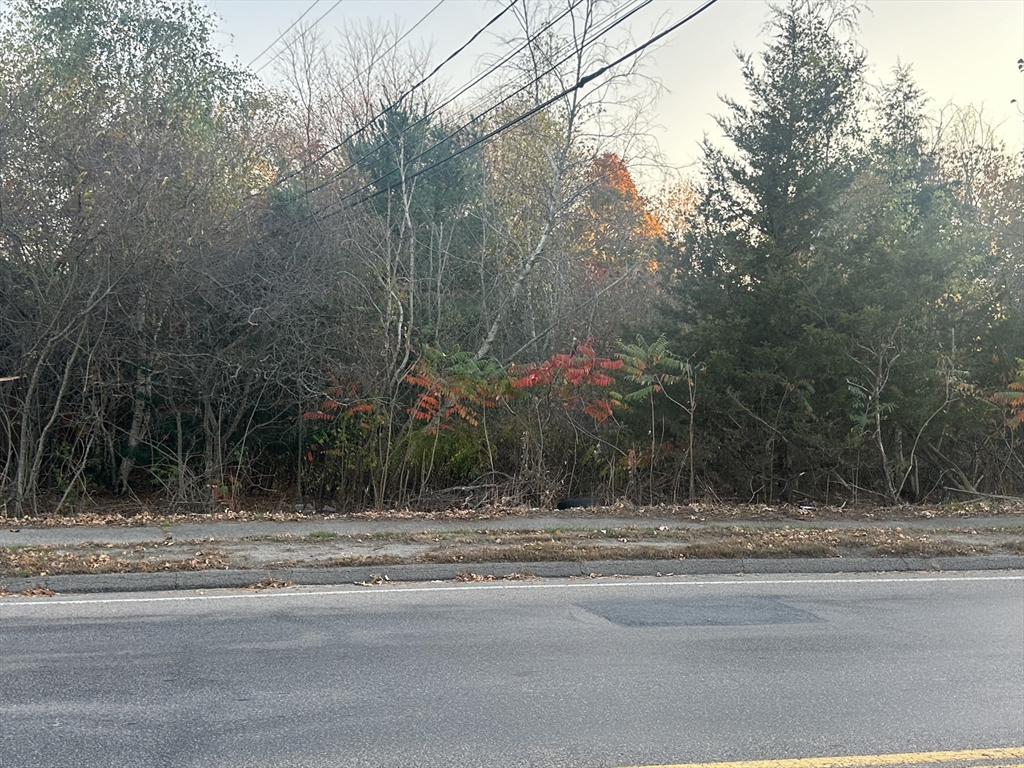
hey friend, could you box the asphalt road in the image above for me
[1,572,1022,768]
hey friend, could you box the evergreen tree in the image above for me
[672,0,867,501]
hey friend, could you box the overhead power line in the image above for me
[300,0,679,223]
[270,0,520,192]
[347,0,720,210]
[370,0,654,181]
[288,0,594,205]
[246,0,322,68]
[295,0,654,214]
[252,0,346,76]
[330,0,446,97]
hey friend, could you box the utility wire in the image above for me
[442,0,621,133]
[348,0,719,210]
[288,0,593,204]
[305,0,667,221]
[328,0,446,99]
[295,0,652,215]
[408,0,517,101]
[270,0,520,192]
[252,0,346,76]
[246,0,322,68]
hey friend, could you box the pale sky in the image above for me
[205,0,1023,175]
[6,0,1019,172]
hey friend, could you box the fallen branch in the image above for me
[942,488,1023,502]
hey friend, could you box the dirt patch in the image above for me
[221,535,432,568]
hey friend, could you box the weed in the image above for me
[1000,539,1024,554]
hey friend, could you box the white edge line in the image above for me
[2,573,1022,608]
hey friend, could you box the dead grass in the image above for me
[682,539,838,558]
[1001,539,1024,554]
[415,526,997,564]
[422,542,680,563]
[322,554,405,568]
[0,545,229,577]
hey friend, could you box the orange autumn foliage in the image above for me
[991,360,1024,429]
[510,337,623,423]
[591,153,664,240]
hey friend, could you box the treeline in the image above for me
[0,0,1021,515]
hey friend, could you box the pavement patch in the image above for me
[578,595,824,627]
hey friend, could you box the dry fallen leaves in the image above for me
[0,546,231,577]
[357,573,391,586]
[20,586,56,597]
[244,578,295,590]
[6,498,1021,530]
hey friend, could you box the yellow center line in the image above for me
[617,747,1024,768]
